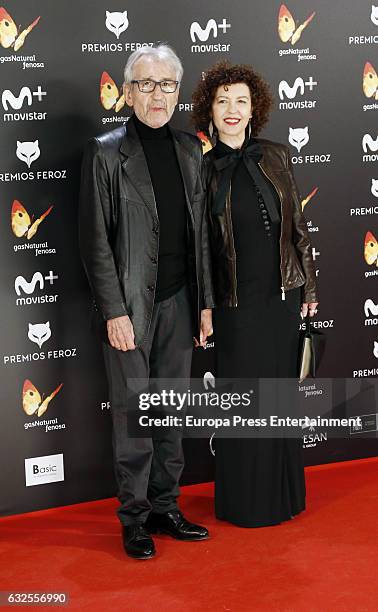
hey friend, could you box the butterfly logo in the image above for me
[197,131,213,154]
[363,62,378,99]
[364,231,378,267]
[22,379,63,417]
[278,4,316,45]
[301,187,319,211]
[100,71,125,112]
[11,199,53,239]
[0,7,40,51]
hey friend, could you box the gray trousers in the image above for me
[102,285,193,526]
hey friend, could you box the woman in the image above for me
[192,62,319,528]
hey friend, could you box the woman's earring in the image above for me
[208,120,214,139]
[247,119,252,139]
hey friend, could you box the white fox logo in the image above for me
[15,271,43,295]
[371,179,378,197]
[28,321,51,348]
[362,134,378,153]
[16,140,40,167]
[2,86,32,111]
[190,19,217,42]
[288,127,309,152]
[279,78,305,100]
[374,341,378,358]
[105,10,129,39]
[365,299,378,317]
[371,5,378,26]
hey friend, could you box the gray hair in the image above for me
[123,43,184,84]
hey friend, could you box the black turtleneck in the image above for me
[133,114,188,302]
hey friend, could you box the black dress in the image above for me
[213,141,305,528]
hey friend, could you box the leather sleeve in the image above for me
[198,155,215,310]
[78,138,128,320]
[286,147,319,304]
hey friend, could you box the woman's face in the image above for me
[211,82,253,143]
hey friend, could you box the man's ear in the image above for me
[123,83,134,108]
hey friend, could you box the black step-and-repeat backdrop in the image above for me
[1,0,378,516]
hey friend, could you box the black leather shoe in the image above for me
[146,510,209,541]
[122,525,156,559]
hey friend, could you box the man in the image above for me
[79,44,213,560]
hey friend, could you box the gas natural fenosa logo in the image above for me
[278,4,315,45]
[100,71,125,111]
[364,231,378,269]
[22,379,62,417]
[301,187,318,212]
[11,199,53,240]
[0,7,40,51]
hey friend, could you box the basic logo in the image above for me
[288,126,309,152]
[0,7,40,51]
[22,379,62,417]
[25,453,64,487]
[16,140,40,167]
[100,71,125,112]
[28,321,51,348]
[371,5,378,26]
[14,270,58,295]
[190,18,231,53]
[278,4,315,45]
[105,10,129,39]
[11,199,53,240]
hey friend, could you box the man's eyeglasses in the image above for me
[131,79,179,93]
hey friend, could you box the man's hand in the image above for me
[107,315,136,351]
[194,308,213,348]
[301,302,319,318]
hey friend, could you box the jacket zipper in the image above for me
[226,181,238,307]
[258,162,286,300]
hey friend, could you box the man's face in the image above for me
[124,57,180,128]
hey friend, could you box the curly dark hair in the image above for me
[191,61,274,137]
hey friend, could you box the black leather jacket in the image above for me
[79,116,214,346]
[204,138,318,306]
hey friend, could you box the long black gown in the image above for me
[213,142,305,528]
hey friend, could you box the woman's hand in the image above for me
[301,302,319,318]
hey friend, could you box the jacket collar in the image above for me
[119,115,195,223]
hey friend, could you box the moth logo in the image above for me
[1,85,47,122]
[278,4,316,45]
[100,71,125,112]
[363,133,378,152]
[16,140,40,168]
[371,5,378,26]
[28,321,51,348]
[105,10,129,39]
[14,270,58,296]
[288,126,309,152]
[22,379,62,417]
[364,232,378,279]
[301,187,318,211]
[363,62,378,99]
[0,7,40,51]
[11,199,53,240]
[197,131,212,154]
[190,18,231,53]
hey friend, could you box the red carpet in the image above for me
[2,457,378,611]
